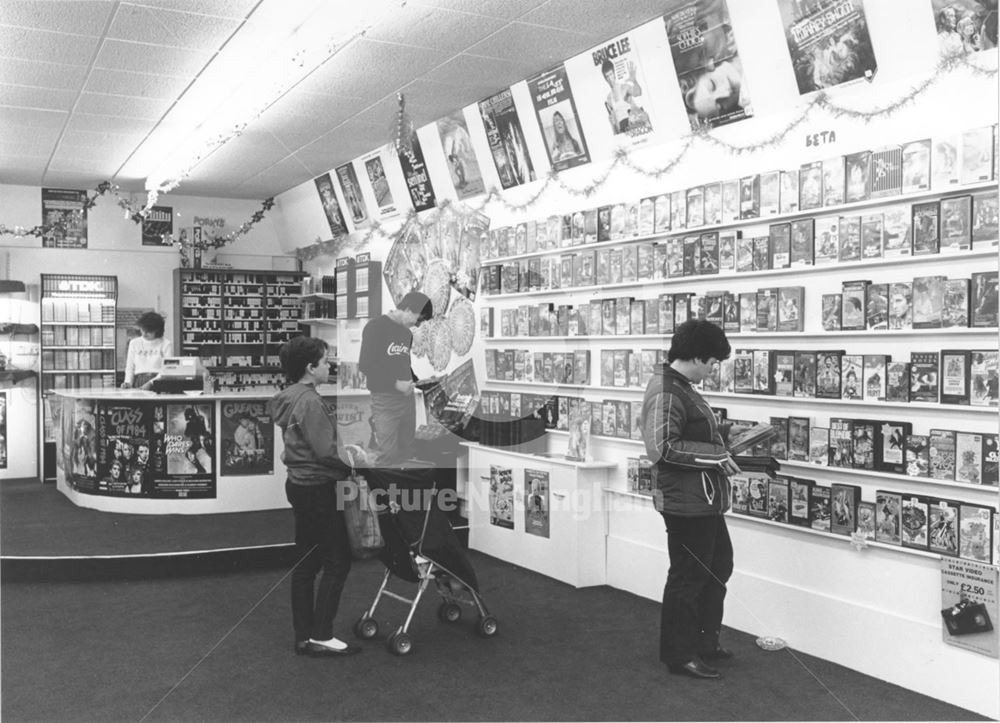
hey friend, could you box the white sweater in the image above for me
[124,336,172,384]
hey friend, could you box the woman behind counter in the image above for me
[122,312,172,390]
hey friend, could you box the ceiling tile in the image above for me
[517,0,666,37]
[465,22,595,68]
[423,53,535,92]
[94,38,213,76]
[84,68,192,99]
[366,4,503,54]
[0,126,63,154]
[0,58,88,91]
[0,82,77,111]
[0,105,68,129]
[0,1,115,36]
[0,25,101,65]
[62,128,147,151]
[125,0,261,20]
[0,166,44,184]
[107,3,243,50]
[302,39,449,103]
[45,155,119,176]
[411,0,548,21]
[65,112,158,136]
[75,91,174,120]
[291,140,351,177]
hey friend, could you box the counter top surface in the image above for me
[50,385,370,401]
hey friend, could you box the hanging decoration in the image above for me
[1,181,276,256]
[292,50,996,262]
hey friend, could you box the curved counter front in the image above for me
[51,389,296,515]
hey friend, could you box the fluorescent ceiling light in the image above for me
[120,0,398,203]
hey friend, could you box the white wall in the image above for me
[0,185,289,479]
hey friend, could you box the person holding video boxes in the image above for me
[640,319,741,680]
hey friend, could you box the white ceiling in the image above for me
[0,0,672,200]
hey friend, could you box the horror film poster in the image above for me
[96,401,156,496]
[220,399,274,476]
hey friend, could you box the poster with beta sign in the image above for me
[941,557,999,658]
[220,399,274,476]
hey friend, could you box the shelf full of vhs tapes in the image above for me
[476,125,999,566]
[39,274,118,394]
[174,268,305,393]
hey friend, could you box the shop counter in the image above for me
[52,388,297,515]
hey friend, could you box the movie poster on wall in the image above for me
[398,127,437,212]
[220,399,274,476]
[528,64,591,172]
[41,188,88,248]
[436,110,486,199]
[478,88,537,190]
[335,162,371,230]
[314,173,348,238]
[775,0,878,94]
[0,392,6,469]
[155,403,215,498]
[664,0,753,130]
[141,205,173,246]
[573,30,657,146]
[489,464,515,529]
[361,147,400,219]
[931,0,997,56]
[96,401,154,496]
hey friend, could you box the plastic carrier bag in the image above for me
[343,474,384,560]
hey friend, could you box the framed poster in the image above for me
[41,188,88,248]
[141,205,173,246]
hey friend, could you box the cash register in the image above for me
[150,356,207,394]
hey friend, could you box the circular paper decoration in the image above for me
[421,258,452,318]
[448,296,475,356]
[411,320,430,359]
[430,319,452,371]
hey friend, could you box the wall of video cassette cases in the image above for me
[475,111,999,711]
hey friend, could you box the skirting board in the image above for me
[606,534,999,718]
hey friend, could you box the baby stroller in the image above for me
[352,462,498,655]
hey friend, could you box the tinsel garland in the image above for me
[295,51,997,261]
[0,181,275,254]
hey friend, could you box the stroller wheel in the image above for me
[387,631,413,656]
[438,602,462,623]
[353,616,379,640]
[477,615,499,638]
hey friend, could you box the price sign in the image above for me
[940,557,999,658]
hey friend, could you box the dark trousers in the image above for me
[659,513,733,665]
[286,480,352,642]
